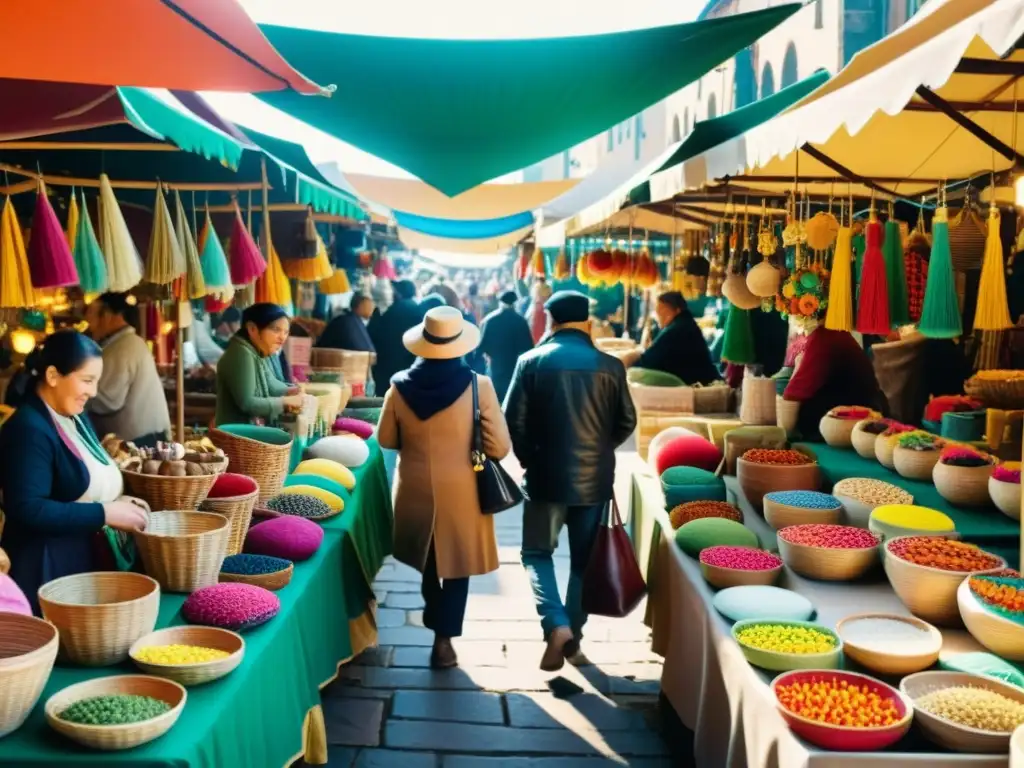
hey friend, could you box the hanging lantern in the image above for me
[855,217,890,335]
[28,179,78,289]
[9,328,36,355]
[73,190,108,297]
[228,203,266,285]
[0,197,36,308]
[918,208,962,338]
[98,174,142,292]
[974,206,1012,331]
[824,226,854,332]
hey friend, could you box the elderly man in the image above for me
[479,290,534,402]
[317,293,376,353]
[504,290,637,671]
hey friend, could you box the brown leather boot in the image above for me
[430,637,458,669]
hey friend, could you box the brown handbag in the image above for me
[581,499,647,617]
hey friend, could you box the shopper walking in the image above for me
[376,306,511,669]
[504,291,637,670]
[479,290,534,403]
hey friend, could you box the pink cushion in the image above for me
[333,417,374,440]
[655,433,723,475]
[0,574,31,616]
[245,515,324,561]
[648,427,700,470]
[182,583,280,631]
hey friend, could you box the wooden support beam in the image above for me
[915,85,1024,164]
[799,144,901,198]
[0,141,179,152]
[0,163,264,192]
[955,57,1024,76]
[903,100,1022,113]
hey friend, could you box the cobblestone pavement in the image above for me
[302,449,676,767]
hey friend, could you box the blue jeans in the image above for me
[521,501,604,641]
[420,545,469,639]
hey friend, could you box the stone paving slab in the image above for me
[443,757,674,768]
[382,592,425,610]
[392,690,505,725]
[391,642,507,668]
[505,692,648,731]
[322,697,384,747]
[355,749,438,768]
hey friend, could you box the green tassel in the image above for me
[73,191,108,295]
[884,220,910,326]
[919,214,962,338]
[721,306,755,365]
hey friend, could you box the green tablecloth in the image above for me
[796,442,1019,568]
[1,440,393,768]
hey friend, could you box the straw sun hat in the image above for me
[403,306,481,360]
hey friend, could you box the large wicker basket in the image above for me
[876,434,897,468]
[311,348,372,388]
[38,572,160,666]
[932,460,994,508]
[893,447,942,481]
[121,464,224,512]
[133,511,230,593]
[0,614,59,737]
[965,375,1024,410]
[199,474,259,555]
[629,383,694,413]
[209,425,292,505]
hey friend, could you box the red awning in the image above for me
[0,0,325,94]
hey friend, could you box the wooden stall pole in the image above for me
[175,308,185,443]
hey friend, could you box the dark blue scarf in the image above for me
[391,357,473,421]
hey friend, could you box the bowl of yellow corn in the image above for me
[129,626,244,686]
[732,619,843,672]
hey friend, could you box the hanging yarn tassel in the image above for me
[514,247,529,281]
[974,206,1012,331]
[255,208,292,307]
[0,197,36,308]
[319,268,351,295]
[855,217,890,334]
[234,281,256,310]
[72,191,108,296]
[282,234,332,281]
[65,191,79,254]
[98,174,142,292]
[883,219,910,326]
[721,306,756,365]
[198,211,232,299]
[301,206,318,258]
[554,249,570,280]
[144,186,185,285]
[530,247,546,278]
[371,247,397,280]
[825,226,853,332]
[919,208,963,338]
[28,180,78,289]
[228,203,266,285]
[173,191,205,300]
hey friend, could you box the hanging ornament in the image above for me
[530,247,546,278]
[72,191,108,297]
[172,191,205,300]
[746,259,780,298]
[805,211,840,251]
[198,211,232,299]
[824,226,854,332]
[974,205,1012,331]
[723,273,761,310]
[918,207,963,338]
[372,246,397,280]
[143,185,185,286]
[553,249,570,280]
[283,233,332,281]
[514,246,529,280]
[228,203,266,285]
[65,191,79,254]
[255,241,293,307]
[757,223,778,256]
[883,218,909,327]
[0,196,36,308]
[98,173,142,292]
[319,267,351,295]
[234,281,256,310]
[28,179,78,289]
[721,306,756,365]
[301,206,318,258]
[855,216,890,335]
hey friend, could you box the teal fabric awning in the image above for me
[256,5,801,196]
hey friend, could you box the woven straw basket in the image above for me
[932,461,993,507]
[1012,724,1024,767]
[311,348,373,387]
[965,376,1024,410]
[735,457,821,510]
[122,464,223,512]
[836,613,941,676]
[851,422,881,459]
[699,561,781,590]
[38,572,160,666]
[763,498,841,531]
[210,426,292,505]
[129,626,245,686]
[0,614,59,737]
[875,435,897,468]
[723,427,788,475]
[989,477,1021,520]
[893,447,941,481]
[219,563,294,591]
[957,579,1024,661]
[199,474,259,555]
[776,397,799,434]
[133,511,230,593]
[629,383,695,413]
[820,412,878,448]
[777,535,881,581]
[740,375,777,426]
[45,675,185,750]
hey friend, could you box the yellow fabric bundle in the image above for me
[98,174,142,292]
[0,197,36,308]
[974,207,1012,331]
[319,267,351,295]
[173,191,206,300]
[825,226,853,332]
[65,192,79,254]
[144,187,185,285]
[282,234,332,281]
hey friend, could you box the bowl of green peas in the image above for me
[45,674,186,750]
[732,619,844,672]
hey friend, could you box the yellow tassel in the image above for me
[825,225,853,332]
[255,211,292,307]
[65,193,79,255]
[974,207,1012,331]
[0,197,36,308]
[319,268,350,295]
[283,234,333,281]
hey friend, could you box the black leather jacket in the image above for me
[504,328,637,506]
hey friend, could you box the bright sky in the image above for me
[202,0,703,179]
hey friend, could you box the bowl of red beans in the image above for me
[698,546,783,589]
[776,524,882,582]
[736,449,821,510]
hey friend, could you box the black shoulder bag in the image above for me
[471,374,523,515]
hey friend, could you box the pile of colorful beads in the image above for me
[736,623,837,654]
[669,501,742,530]
[764,491,841,510]
[968,573,1024,624]
[916,686,1024,732]
[699,546,781,572]
[182,583,281,631]
[741,449,814,466]
[776,677,902,728]
[59,694,171,725]
[220,554,292,576]
[832,478,913,507]
[894,431,942,451]
[133,644,231,665]
[887,537,1002,572]
[778,524,880,550]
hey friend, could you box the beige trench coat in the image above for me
[376,375,511,580]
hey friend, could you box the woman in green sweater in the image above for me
[215,303,303,426]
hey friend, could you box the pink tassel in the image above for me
[855,218,890,335]
[228,205,265,285]
[28,180,79,288]
[372,251,397,279]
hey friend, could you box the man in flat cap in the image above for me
[478,290,534,402]
[504,290,637,671]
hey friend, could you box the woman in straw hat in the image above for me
[376,306,512,669]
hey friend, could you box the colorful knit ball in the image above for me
[245,516,324,561]
[333,417,374,440]
[655,434,723,475]
[220,554,291,576]
[764,491,842,510]
[206,473,258,499]
[306,435,369,468]
[182,583,280,631]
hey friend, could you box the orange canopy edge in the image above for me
[0,0,326,94]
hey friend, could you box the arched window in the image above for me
[707,93,717,119]
[671,115,681,143]
[761,62,776,98]
[733,47,756,108]
[781,43,799,88]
